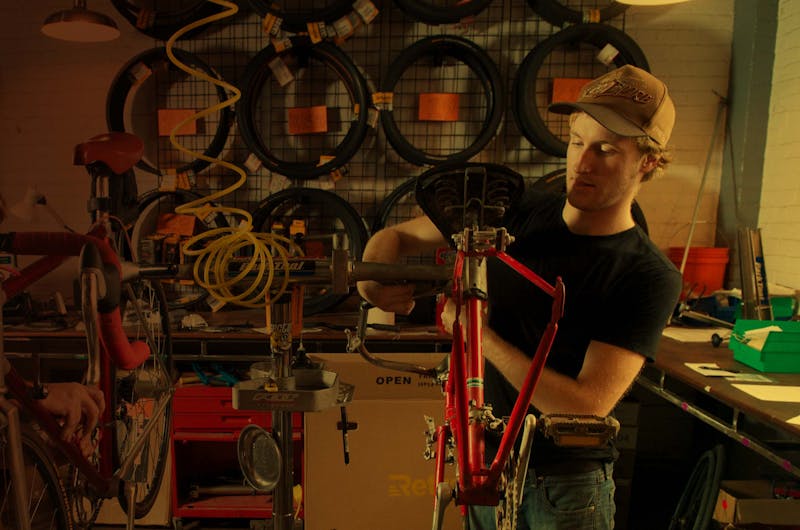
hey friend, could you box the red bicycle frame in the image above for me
[348,225,565,524]
[438,231,564,508]
[1,228,153,498]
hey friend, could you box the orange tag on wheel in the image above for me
[551,78,592,103]
[287,105,328,135]
[418,93,460,121]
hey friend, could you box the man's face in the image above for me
[565,112,648,214]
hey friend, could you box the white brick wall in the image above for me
[760,0,800,291]
[0,1,736,300]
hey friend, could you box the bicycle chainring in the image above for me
[68,465,102,529]
[495,450,519,530]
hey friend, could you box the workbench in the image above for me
[638,332,800,479]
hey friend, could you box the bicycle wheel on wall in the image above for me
[379,35,505,166]
[393,0,494,25]
[114,278,174,518]
[251,187,369,315]
[130,189,229,311]
[237,37,370,180]
[525,0,628,27]
[0,424,73,530]
[512,23,649,157]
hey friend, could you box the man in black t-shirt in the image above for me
[357,65,682,530]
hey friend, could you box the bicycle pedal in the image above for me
[539,414,620,448]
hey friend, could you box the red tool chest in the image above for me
[171,385,303,521]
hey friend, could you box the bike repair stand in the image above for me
[232,286,353,530]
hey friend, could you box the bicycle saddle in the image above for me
[73,132,144,175]
[415,162,525,243]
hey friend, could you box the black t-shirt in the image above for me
[483,190,682,465]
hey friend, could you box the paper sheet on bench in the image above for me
[732,384,800,403]
[662,326,729,342]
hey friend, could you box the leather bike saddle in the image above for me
[73,131,144,175]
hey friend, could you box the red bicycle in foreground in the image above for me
[347,163,570,530]
[1,132,175,530]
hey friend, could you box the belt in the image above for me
[533,459,606,477]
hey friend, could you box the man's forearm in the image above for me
[481,328,611,416]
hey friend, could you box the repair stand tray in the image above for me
[232,369,345,412]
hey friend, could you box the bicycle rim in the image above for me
[0,425,73,530]
[115,278,174,518]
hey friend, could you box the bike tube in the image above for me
[512,23,650,157]
[379,35,504,166]
[110,0,223,40]
[532,168,649,234]
[393,0,494,24]
[246,0,355,34]
[237,37,370,180]
[526,0,628,26]
[251,187,369,315]
[106,47,234,177]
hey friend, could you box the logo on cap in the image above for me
[583,78,654,105]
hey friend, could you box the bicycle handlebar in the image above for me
[0,230,150,370]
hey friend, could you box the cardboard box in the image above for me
[305,353,462,530]
[713,480,800,526]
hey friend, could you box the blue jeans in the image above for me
[468,462,616,530]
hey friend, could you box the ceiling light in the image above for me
[41,0,120,42]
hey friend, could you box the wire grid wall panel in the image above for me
[125,0,628,236]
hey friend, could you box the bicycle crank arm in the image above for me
[431,481,454,530]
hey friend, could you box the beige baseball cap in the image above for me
[548,65,675,147]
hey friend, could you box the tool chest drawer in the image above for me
[172,385,303,432]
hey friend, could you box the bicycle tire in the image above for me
[380,35,505,166]
[110,0,224,40]
[669,444,725,530]
[531,168,649,234]
[114,278,174,518]
[129,189,229,311]
[371,176,419,234]
[237,37,370,180]
[512,23,650,157]
[0,424,73,530]
[393,0,494,25]
[246,0,355,34]
[106,47,234,177]
[251,187,369,315]
[526,0,628,26]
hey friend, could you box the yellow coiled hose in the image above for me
[164,0,301,308]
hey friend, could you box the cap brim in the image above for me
[548,101,648,139]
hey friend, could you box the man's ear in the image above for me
[640,154,659,174]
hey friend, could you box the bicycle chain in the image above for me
[68,465,102,529]
[495,450,519,530]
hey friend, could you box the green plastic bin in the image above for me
[729,319,800,373]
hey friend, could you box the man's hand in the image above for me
[41,382,105,458]
[357,280,416,315]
